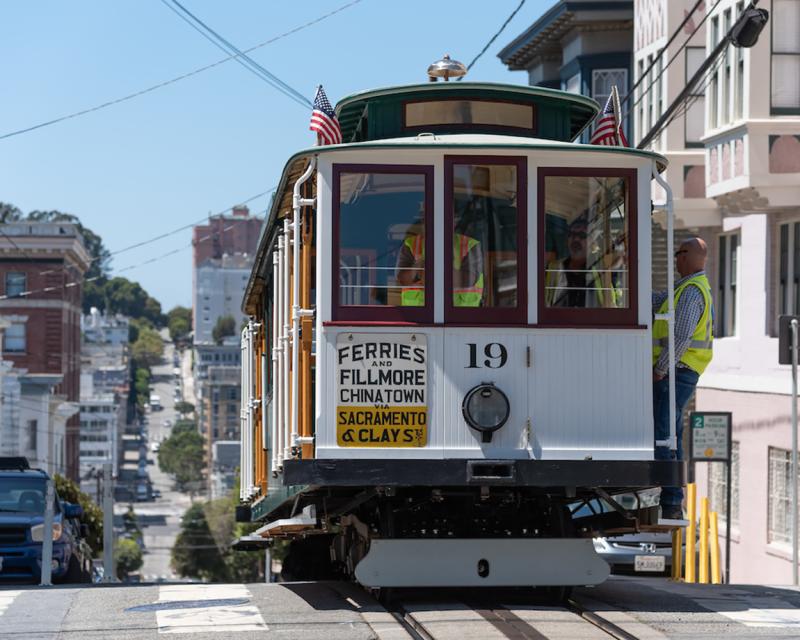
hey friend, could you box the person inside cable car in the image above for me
[396,222,484,307]
[545,216,622,308]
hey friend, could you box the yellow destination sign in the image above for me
[336,333,428,448]
[337,407,427,447]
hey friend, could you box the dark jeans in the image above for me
[653,367,700,507]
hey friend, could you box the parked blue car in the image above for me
[0,458,93,584]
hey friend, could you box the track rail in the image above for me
[389,598,640,640]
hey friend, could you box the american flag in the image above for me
[309,85,342,146]
[589,85,628,147]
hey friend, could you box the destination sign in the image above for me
[336,334,427,447]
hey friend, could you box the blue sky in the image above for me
[1,0,552,310]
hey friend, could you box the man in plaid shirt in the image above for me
[652,237,714,520]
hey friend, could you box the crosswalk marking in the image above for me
[156,584,267,634]
[697,596,800,629]
[0,591,22,617]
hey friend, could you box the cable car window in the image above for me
[445,157,527,323]
[538,168,638,326]
[404,100,535,133]
[333,164,433,322]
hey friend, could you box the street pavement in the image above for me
[115,340,193,582]
[5,578,800,638]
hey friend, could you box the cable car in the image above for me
[236,57,683,588]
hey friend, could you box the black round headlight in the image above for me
[462,383,510,442]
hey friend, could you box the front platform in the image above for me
[282,458,686,489]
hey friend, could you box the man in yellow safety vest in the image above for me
[652,237,714,520]
[396,232,484,307]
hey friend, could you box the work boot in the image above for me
[660,504,683,520]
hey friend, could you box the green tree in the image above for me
[0,202,23,223]
[171,497,262,582]
[27,209,111,280]
[158,424,205,495]
[115,538,143,580]
[212,315,236,345]
[54,474,103,555]
[174,401,195,417]
[167,306,192,343]
[131,326,163,369]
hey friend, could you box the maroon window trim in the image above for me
[444,155,528,324]
[537,167,639,327]
[402,97,537,136]
[332,163,434,323]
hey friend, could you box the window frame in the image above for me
[685,46,707,148]
[442,156,528,324]
[771,0,800,114]
[716,230,740,337]
[3,323,26,353]
[401,98,536,136]
[5,272,26,298]
[331,163,435,324]
[537,167,639,327]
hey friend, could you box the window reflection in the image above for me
[338,171,427,307]
[451,164,518,308]
[543,175,629,309]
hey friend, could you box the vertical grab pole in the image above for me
[282,218,291,465]
[792,318,799,586]
[271,249,280,475]
[652,164,678,453]
[276,234,284,469]
[291,158,317,451]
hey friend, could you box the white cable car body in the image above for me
[236,80,680,588]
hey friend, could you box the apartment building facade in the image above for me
[191,206,261,341]
[0,222,91,480]
[633,0,800,583]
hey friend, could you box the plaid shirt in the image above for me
[652,270,707,376]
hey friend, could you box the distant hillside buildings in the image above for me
[191,205,261,494]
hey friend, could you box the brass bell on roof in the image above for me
[427,54,467,82]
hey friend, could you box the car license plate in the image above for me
[634,555,665,572]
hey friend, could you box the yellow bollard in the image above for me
[685,483,697,583]
[671,526,683,581]
[699,497,710,584]
[710,511,722,584]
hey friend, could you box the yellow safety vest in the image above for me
[652,273,714,374]
[544,260,620,308]
[400,235,484,307]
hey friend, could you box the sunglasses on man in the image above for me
[674,249,688,257]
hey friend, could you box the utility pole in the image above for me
[637,3,768,149]
[101,462,117,582]
[40,479,55,586]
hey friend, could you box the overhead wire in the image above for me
[0,0,363,141]
[621,0,706,107]
[159,0,311,109]
[0,187,275,288]
[459,0,527,78]
[625,0,723,125]
[0,216,257,301]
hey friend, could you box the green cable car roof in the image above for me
[334,82,600,143]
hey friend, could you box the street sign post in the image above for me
[690,411,732,583]
[779,315,800,585]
